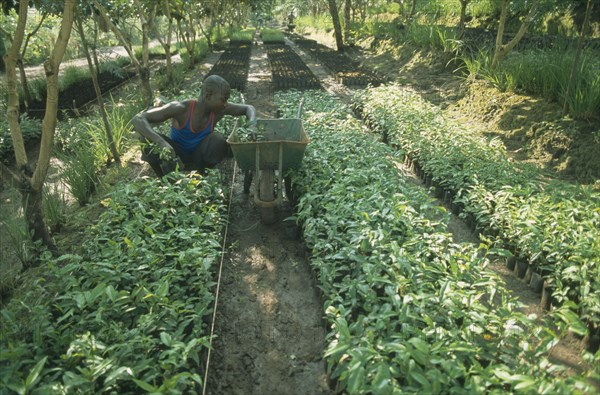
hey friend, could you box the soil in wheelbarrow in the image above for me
[204,39,331,394]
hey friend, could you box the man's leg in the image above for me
[140,138,164,177]
[140,136,183,177]
[193,133,229,170]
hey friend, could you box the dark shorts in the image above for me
[141,133,229,176]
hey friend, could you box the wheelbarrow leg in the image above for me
[243,170,253,194]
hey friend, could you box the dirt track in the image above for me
[203,37,331,395]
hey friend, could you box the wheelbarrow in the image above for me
[227,100,308,223]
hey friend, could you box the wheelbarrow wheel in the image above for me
[243,170,253,194]
[258,169,276,224]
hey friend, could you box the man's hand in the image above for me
[159,144,183,171]
[158,144,176,161]
[248,119,257,141]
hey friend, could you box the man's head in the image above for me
[201,75,231,112]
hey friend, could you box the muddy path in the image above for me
[204,38,331,395]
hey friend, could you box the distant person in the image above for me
[287,12,295,32]
[132,75,256,176]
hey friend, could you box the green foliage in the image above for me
[229,27,255,43]
[59,66,90,91]
[0,193,33,268]
[90,95,135,163]
[294,14,332,34]
[155,63,187,94]
[460,45,600,121]
[274,88,597,394]
[42,185,68,234]
[405,23,463,54]
[23,78,47,103]
[178,39,209,68]
[0,113,42,164]
[97,57,131,79]
[0,172,226,393]
[260,28,285,43]
[59,138,101,206]
[354,84,600,339]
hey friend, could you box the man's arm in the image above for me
[223,103,256,122]
[131,101,185,149]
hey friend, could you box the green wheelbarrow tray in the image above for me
[227,118,309,172]
[227,115,309,212]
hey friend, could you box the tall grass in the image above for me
[405,23,462,54]
[89,95,134,162]
[0,193,33,269]
[43,185,68,233]
[295,14,332,34]
[59,137,101,206]
[59,66,89,91]
[98,57,131,79]
[229,28,255,43]
[459,46,600,120]
[179,39,209,68]
[565,64,600,120]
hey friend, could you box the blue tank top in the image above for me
[170,100,214,154]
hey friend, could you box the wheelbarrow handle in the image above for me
[296,98,305,119]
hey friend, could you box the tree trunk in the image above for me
[17,12,47,113]
[409,0,417,18]
[492,0,538,69]
[563,0,592,115]
[5,0,29,171]
[75,13,121,165]
[16,58,31,112]
[328,0,344,52]
[93,0,153,106]
[156,0,174,84]
[3,0,76,257]
[34,0,76,192]
[22,186,55,259]
[343,0,351,44]
[458,0,470,33]
[186,12,197,68]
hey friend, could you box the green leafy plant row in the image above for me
[275,89,597,394]
[353,84,599,347]
[0,171,226,394]
[260,28,285,44]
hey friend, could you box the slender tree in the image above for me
[491,0,539,69]
[327,0,344,52]
[92,0,154,106]
[173,0,199,67]
[154,0,175,84]
[343,0,350,44]
[458,0,471,33]
[2,0,76,258]
[0,10,47,113]
[74,9,120,165]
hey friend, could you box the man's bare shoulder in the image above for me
[141,100,188,123]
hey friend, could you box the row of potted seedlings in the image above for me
[352,84,600,353]
[289,34,383,87]
[206,43,251,92]
[266,44,322,90]
[0,172,227,393]
[275,89,596,394]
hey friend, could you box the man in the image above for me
[132,74,256,176]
